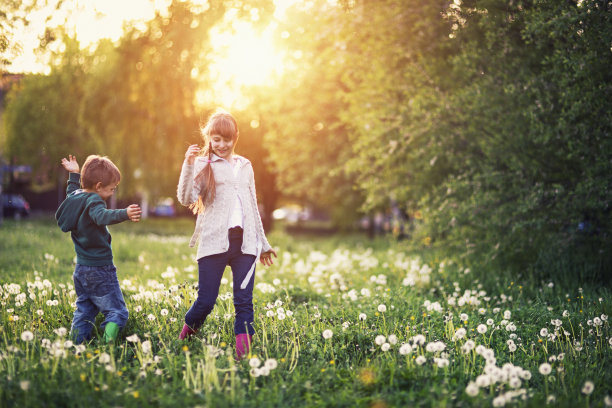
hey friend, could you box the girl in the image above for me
[176,109,276,359]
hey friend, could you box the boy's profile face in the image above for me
[96,182,119,201]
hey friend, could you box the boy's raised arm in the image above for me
[61,155,81,195]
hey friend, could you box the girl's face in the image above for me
[210,134,235,160]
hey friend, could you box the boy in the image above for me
[56,154,141,344]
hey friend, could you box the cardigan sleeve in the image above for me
[176,160,201,207]
[247,165,272,253]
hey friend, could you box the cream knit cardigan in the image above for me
[177,154,272,261]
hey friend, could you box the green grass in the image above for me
[0,216,610,407]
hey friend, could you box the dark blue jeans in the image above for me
[185,228,257,335]
[71,264,129,343]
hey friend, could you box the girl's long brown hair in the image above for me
[189,109,239,215]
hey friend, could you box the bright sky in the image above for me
[5,0,303,108]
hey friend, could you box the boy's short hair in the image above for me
[80,155,121,189]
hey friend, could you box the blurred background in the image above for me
[0,0,610,279]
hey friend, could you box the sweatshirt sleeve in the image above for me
[247,165,272,253]
[176,160,201,207]
[66,173,81,195]
[88,197,129,226]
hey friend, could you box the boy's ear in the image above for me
[94,182,103,191]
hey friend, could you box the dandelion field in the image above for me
[0,217,610,407]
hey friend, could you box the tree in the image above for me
[262,0,364,228]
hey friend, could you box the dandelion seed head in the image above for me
[538,363,552,375]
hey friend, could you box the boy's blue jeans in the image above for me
[185,228,257,335]
[71,264,129,343]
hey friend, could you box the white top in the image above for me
[176,153,272,260]
[228,155,244,229]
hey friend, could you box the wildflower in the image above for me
[375,335,386,346]
[540,328,548,337]
[399,344,412,355]
[504,310,511,319]
[508,343,517,352]
[381,343,391,352]
[604,395,612,406]
[378,304,387,313]
[453,328,467,341]
[460,313,468,321]
[582,381,594,395]
[21,331,34,342]
[475,374,491,388]
[435,357,449,368]
[486,318,494,326]
[99,353,111,364]
[462,340,475,353]
[509,377,521,389]
[36,309,44,316]
[54,327,67,337]
[562,310,569,317]
[160,309,169,316]
[142,340,152,354]
[147,314,156,321]
[249,357,261,368]
[477,324,487,334]
[415,355,426,365]
[539,363,552,375]
[20,381,30,391]
[388,334,398,345]
[322,329,333,339]
[249,367,260,377]
[492,395,506,407]
[126,334,140,343]
[264,359,278,370]
[465,382,479,397]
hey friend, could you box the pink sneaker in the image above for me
[235,333,253,359]
[179,323,197,340]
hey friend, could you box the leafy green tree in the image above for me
[339,0,612,273]
[263,0,364,228]
[3,35,94,187]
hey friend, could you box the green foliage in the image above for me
[332,0,612,274]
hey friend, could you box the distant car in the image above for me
[150,198,176,217]
[2,194,30,219]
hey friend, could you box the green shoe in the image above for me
[103,322,120,343]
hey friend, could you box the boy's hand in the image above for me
[126,204,142,222]
[61,155,80,173]
[260,248,277,266]
[184,144,201,165]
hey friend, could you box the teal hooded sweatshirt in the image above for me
[55,173,129,266]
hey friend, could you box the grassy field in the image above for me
[0,216,610,407]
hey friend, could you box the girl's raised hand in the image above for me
[61,155,80,173]
[260,249,277,267]
[184,144,201,165]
